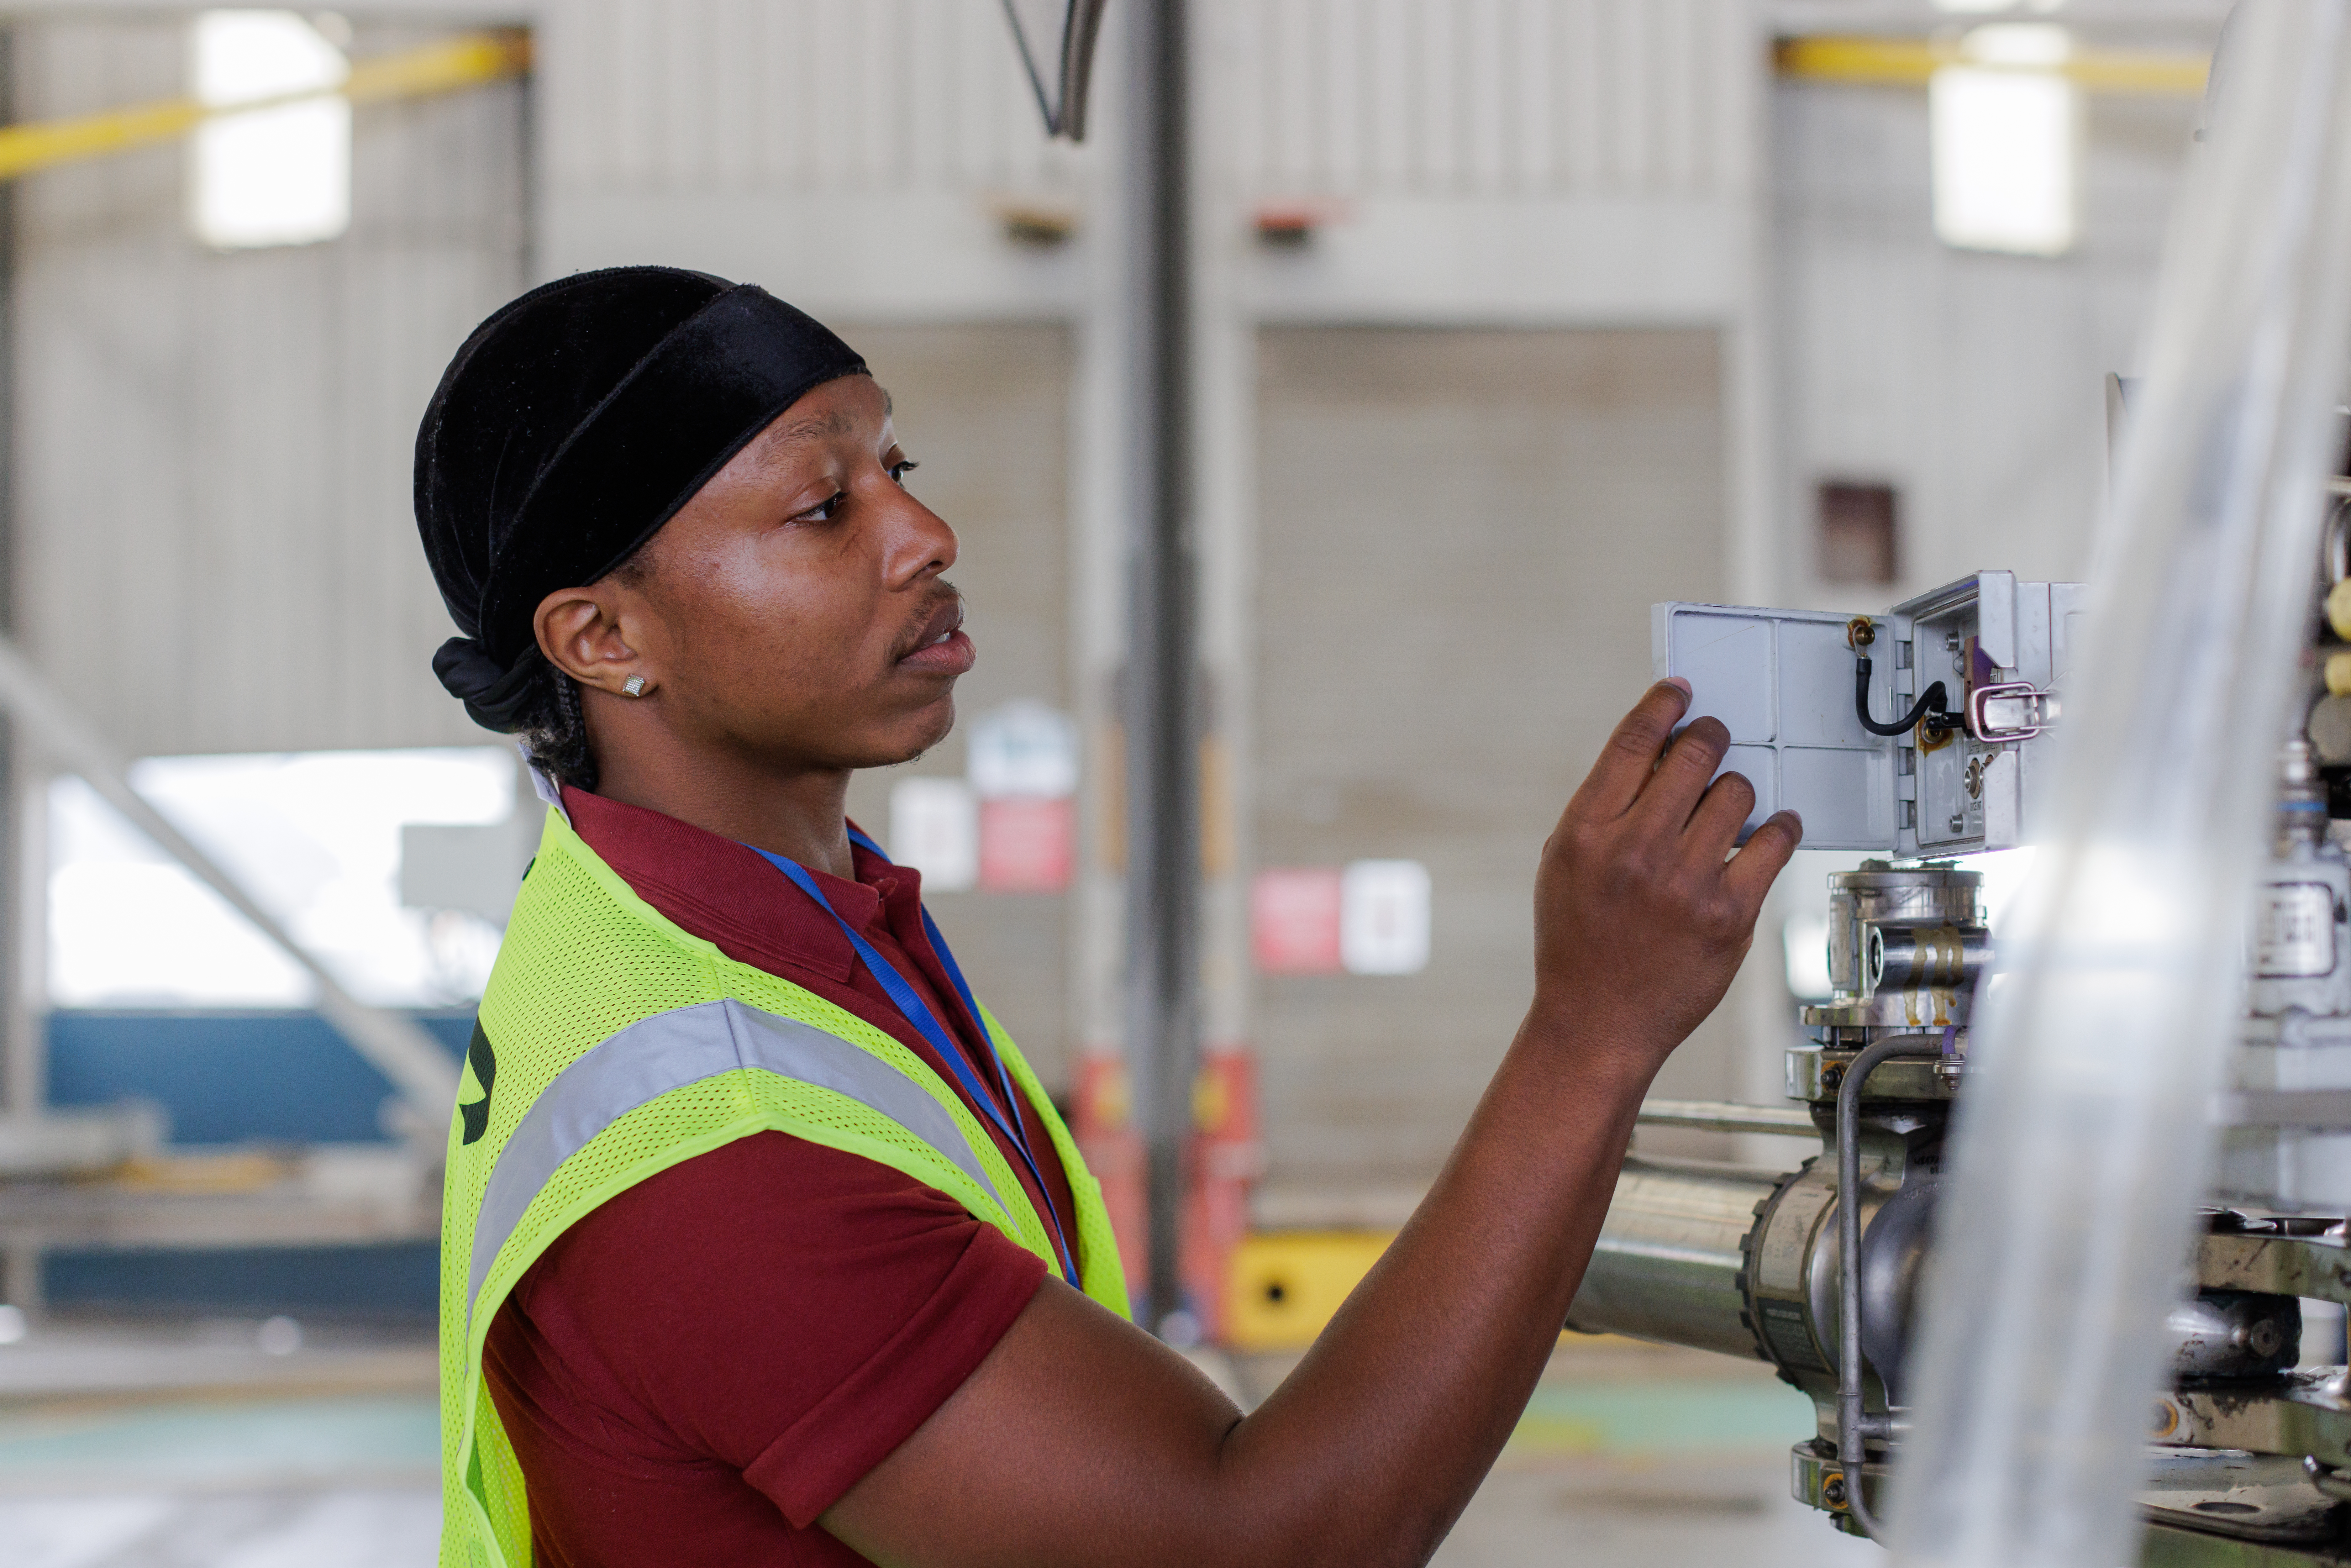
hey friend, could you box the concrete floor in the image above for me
[1442,1461,1877,1568]
[7,1490,439,1568]
[0,1318,439,1568]
[1,1322,1880,1567]
[1233,1341,1882,1568]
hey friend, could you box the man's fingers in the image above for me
[1723,810,1804,911]
[1629,714,1732,833]
[1568,680,1694,822]
[1684,770,1758,864]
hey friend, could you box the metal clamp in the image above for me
[1967,681,2060,744]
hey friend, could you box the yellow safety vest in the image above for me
[438,805,1129,1568]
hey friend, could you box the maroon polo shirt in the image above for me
[479,786,1076,1567]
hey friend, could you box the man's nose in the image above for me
[883,490,958,582]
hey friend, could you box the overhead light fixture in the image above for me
[189,10,351,250]
[1931,24,2081,257]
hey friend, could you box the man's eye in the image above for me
[889,459,920,485]
[792,491,847,523]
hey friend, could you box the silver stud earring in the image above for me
[622,676,646,697]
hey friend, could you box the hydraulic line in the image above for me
[1854,656,1950,738]
[1837,1035,1944,1541]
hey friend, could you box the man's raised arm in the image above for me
[825,679,1802,1568]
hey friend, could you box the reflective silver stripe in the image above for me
[467,997,1010,1324]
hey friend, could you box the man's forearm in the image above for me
[829,1013,1669,1568]
[1208,1010,1663,1565]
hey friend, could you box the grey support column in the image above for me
[0,26,38,1318]
[1116,0,1200,1338]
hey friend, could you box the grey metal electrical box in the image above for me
[1653,571,2083,856]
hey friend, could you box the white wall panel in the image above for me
[1252,327,1728,1190]
[532,0,1095,306]
[1220,0,1750,202]
[538,0,1072,198]
[14,18,527,756]
[1769,82,2203,608]
[539,0,1755,325]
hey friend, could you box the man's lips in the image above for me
[897,627,975,674]
[896,597,974,675]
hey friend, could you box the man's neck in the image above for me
[591,745,858,879]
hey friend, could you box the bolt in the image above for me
[1822,1064,1845,1093]
[1823,1474,1849,1508]
[1847,617,1876,650]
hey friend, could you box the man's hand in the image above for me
[1530,678,1800,1072]
[823,682,1801,1568]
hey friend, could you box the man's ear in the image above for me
[535,586,649,698]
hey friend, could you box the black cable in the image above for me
[1855,656,1950,738]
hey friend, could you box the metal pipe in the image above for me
[1565,1155,1782,1359]
[1838,1037,1943,1540]
[1635,1098,1817,1137]
[1867,923,1992,994]
[2304,1456,2351,1502]
[0,635,458,1132]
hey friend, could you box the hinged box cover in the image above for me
[1651,603,1899,852]
[1653,573,2080,858]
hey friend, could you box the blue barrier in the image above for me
[38,1009,470,1316]
[46,1008,472,1144]
[44,1243,440,1316]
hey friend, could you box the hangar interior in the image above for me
[0,2,2288,1565]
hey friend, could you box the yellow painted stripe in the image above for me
[1777,35,1942,88]
[2065,52,2211,97]
[0,99,205,180]
[1775,35,2208,98]
[344,31,531,107]
[0,29,529,184]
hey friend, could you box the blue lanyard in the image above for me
[749,832,1078,1285]
[846,831,1022,1130]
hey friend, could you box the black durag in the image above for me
[414,266,868,731]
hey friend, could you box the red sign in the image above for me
[1252,867,1344,973]
[979,797,1074,892]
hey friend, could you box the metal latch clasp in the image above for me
[1967,681,2059,743]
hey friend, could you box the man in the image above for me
[416,266,1799,1568]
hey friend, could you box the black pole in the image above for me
[1118,0,1198,1338]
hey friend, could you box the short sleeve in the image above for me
[491,1131,1048,1534]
